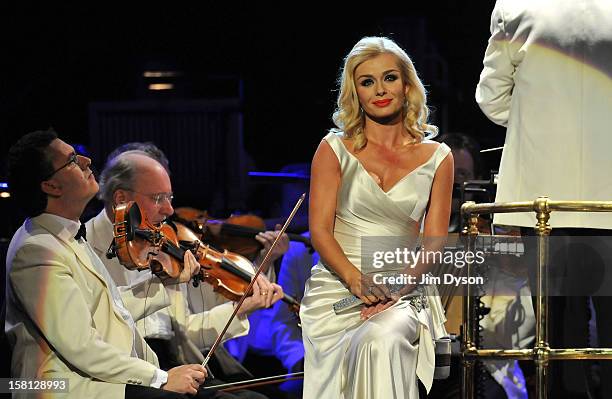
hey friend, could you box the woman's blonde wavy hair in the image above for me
[331,36,438,151]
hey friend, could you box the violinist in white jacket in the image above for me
[6,130,206,399]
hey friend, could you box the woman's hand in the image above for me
[346,270,392,306]
[360,299,397,320]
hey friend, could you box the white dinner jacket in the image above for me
[476,0,612,228]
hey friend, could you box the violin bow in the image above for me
[201,371,304,392]
[201,193,306,369]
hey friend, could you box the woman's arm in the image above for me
[411,150,455,280]
[309,139,385,305]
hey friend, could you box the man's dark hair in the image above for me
[7,129,58,217]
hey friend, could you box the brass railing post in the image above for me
[533,197,552,399]
[458,199,612,399]
[461,202,478,399]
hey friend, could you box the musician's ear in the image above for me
[113,189,129,206]
[41,179,62,197]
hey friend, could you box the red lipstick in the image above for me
[373,99,392,107]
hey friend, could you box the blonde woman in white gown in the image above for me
[300,37,454,399]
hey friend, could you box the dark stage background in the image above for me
[0,2,505,236]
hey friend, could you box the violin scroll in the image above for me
[111,201,183,280]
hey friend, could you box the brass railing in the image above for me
[460,197,612,399]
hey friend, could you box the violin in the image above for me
[173,207,313,259]
[109,201,184,281]
[110,202,301,312]
[175,221,301,313]
[111,199,305,392]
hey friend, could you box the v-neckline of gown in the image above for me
[335,136,441,195]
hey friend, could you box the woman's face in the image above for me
[354,53,408,123]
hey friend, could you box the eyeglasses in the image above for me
[43,153,80,181]
[128,190,174,206]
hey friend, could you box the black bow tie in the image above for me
[75,223,87,241]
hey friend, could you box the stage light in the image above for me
[0,182,9,199]
[148,83,174,91]
[143,71,181,78]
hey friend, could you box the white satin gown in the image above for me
[300,131,450,399]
